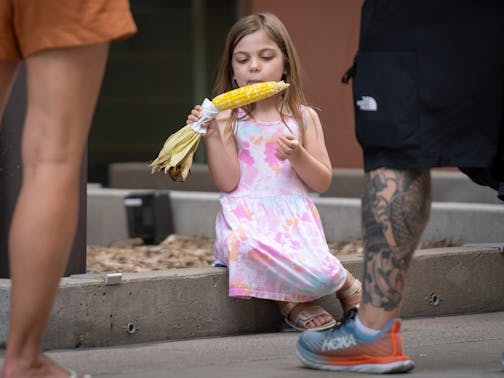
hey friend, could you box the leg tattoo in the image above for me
[361,168,431,312]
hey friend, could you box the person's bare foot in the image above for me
[2,354,91,378]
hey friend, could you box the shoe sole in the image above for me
[296,344,415,374]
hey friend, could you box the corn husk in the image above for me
[149,124,201,181]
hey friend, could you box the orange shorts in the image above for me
[0,0,137,59]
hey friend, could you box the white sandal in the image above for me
[278,302,336,332]
[336,275,362,312]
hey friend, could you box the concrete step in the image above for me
[109,163,503,204]
[87,187,504,246]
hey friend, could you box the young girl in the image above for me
[187,13,361,331]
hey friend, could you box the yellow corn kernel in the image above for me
[211,81,289,111]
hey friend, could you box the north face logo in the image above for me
[322,334,358,351]
[356,96,378,111]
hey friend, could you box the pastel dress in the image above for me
[214,107,347,303]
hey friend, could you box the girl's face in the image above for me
[231,30,286,88]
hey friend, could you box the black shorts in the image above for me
[351,0,504,189]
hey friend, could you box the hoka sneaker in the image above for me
[296,309,415,374]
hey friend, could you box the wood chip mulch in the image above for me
[86,235,460,273]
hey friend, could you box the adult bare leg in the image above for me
[0,60,19,121]
[358,167,431,329]
[1,42,109,378]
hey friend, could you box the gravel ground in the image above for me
[86,235,460,273]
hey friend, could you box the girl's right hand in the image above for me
[187,105,217,133]
[186,105,202,125]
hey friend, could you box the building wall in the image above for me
[246,0,364,168]
[87,1,370,185]
[88,0,237,184]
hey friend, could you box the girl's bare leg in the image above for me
[1,42,109,378]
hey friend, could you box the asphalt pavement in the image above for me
[2,311,502,378]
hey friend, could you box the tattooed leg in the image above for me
[358,168,431,329]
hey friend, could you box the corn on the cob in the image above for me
[150,81,289,181]
[211,81,289,110]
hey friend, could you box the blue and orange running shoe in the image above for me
[296,308,415,374]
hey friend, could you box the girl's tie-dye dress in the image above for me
[214,108,346,303]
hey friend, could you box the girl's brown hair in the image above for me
[214,13,307,137]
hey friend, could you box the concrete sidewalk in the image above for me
[2,311,502,378]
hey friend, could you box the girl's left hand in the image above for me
[275,134,301,160]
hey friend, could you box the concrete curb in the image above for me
[1,246,503,350]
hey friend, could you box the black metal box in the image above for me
[123,191,173,244]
